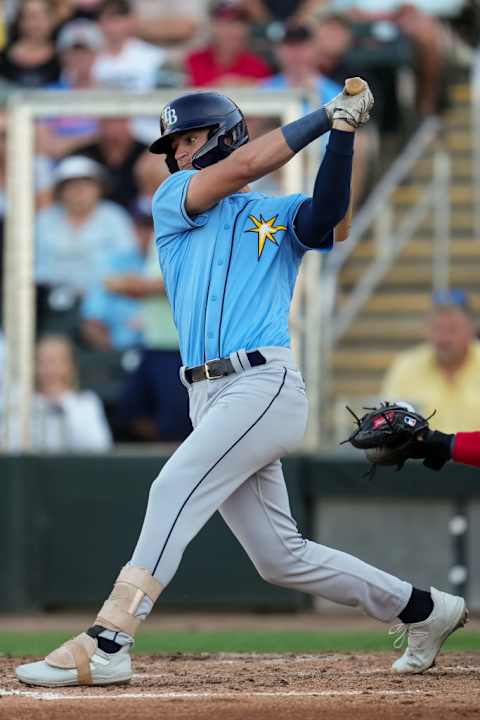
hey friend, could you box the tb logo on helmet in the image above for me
[162,106,178,129]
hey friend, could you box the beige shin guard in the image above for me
[45,566,162,684]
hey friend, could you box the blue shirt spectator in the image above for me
[261,72,341,104]
[35,156,136,294]
[81,249,145,349]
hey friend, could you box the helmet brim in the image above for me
[149,122,221,155]
[149,136,172,155]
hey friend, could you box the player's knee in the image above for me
[255,538,308,586]
[255,556,291,586]
[148,467,174,501]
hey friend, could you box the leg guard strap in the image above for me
[45,632,96,685]
[94,564,162,636]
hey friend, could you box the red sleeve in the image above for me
[452,432,480,468]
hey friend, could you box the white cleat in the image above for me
[16,645,132,687]
[390,586,468,674]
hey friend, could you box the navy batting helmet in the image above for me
[149,91,249,173]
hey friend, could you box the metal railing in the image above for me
[316,117,450,433]
[472,49,480,241]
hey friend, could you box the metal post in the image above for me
[448,500,468,599]
[3,100,35,450]
[373,203,394,259]
[432,150,450,293]
[472,51,480,241]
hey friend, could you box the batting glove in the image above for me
[324,84,374,129]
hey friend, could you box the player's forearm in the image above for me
[294,129,354,247]
[233,108,333,181]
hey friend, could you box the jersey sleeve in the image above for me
[280,193,334,255]
[152,169,208,249]
[452,432,480,468]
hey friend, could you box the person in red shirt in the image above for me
[411,429,480,470]
[185,0,271,87]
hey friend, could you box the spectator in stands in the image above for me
[133,151,167,214]
[80,205,149,351]
[30,334,112,451]
[110,160,191,442]
[260,21,378,207]
[36,20,103,159]
[50,0,206,55]
[315,13,409,135]
[260,21,341,99]
[75,117,148,211]
[381,289,480,434]
[0,0,61,87]
[185,0,272,87]
[327,2,450,117]
[35,155,136,297]
[50,0,104,25]
[92,0,166,91]
[0,111,5,272]
[92,0,168,142]
[113,235,192,443]
[130,0,206,48]
[244,0,323,25]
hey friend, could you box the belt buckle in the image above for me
[204,361,223,380]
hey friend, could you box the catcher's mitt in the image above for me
[342,401,433,474]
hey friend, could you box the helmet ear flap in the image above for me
[165,151,179,174]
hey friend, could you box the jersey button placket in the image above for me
[205,260,224,359]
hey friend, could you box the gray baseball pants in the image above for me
[131,347,411,622]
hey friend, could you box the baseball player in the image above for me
[17,85,467,688]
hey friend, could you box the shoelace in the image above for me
[389,623,429,651]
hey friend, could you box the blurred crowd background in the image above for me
[0,0,478,451]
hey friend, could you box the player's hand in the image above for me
[324,80,374,130]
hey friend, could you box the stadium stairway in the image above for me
[330,79,480,417]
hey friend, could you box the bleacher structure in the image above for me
[328,76,480,443]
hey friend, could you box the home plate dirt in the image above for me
[1,653,480,720]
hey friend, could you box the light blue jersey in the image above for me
[153,170,330,367]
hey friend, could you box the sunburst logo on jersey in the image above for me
[246,214,287,260]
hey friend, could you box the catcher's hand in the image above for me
[324,80,374,129]
[342,401,434,472]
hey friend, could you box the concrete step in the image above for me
[350,291,480,314]
[450,84,470,104]
[332,349,397,372]
[401,209,472,231]
[340,263,480,288]
[352,238,480,260]
[444,107,471,128]
[341,318,424,342]
[333,378,382,398]
[394,184,474,205]
[412,156,471,180]
[447,131,473,153]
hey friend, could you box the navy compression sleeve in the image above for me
[294,129,354,249]
[282,108,331,153]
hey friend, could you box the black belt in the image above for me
[185,350,266,384]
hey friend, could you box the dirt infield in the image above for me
[1,652,480,720]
